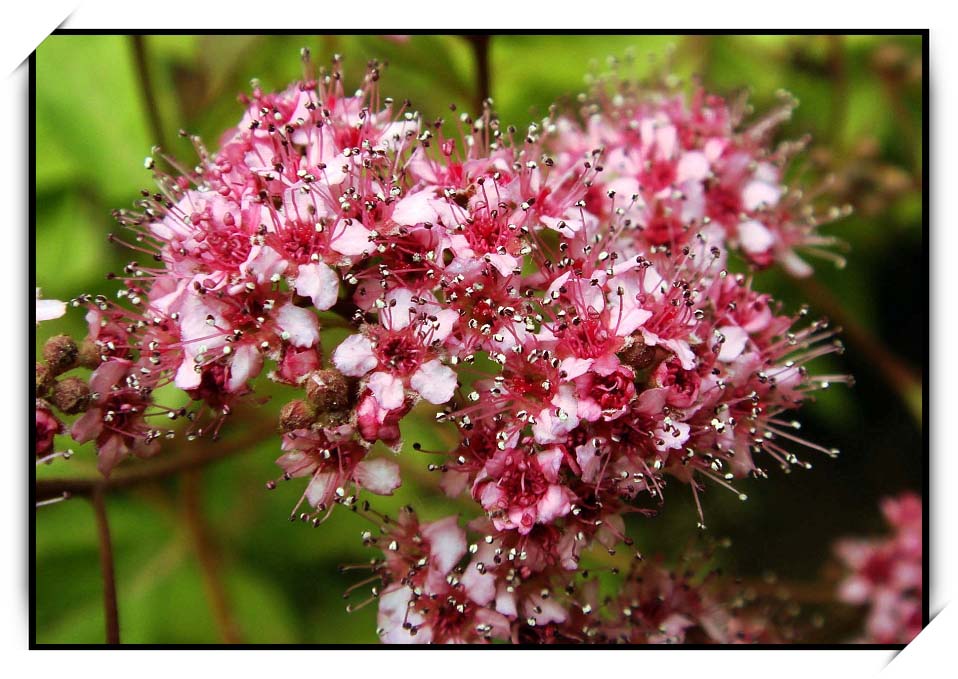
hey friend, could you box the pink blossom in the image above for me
[835,493,923,644]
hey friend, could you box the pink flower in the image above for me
[473,447,575,534]
[70,359,159,476]
[835,492,923,644]
[275,425,400,512]
[332,289,458,413]
[35,400,63,457]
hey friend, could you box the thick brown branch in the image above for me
[36,426,270,503]
[464,34,491,113]
[91,487,120,644]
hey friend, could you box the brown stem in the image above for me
[464,34,491,113]
[130,35,168,151]
[826,35,849,148]
[183,469,243,644]
[36,426,270,503]
[91,487,120,644]
[874,53,922,186]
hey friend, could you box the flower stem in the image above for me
[130,35,168,151]
[464,34,491,113]
[91,487,120,645]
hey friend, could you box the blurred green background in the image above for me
[34,34,924,644]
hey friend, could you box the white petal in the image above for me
[294,262,339,311]
[367,371,405,410]
[242,245,288,284]
[228,344,263,391]
[332,334,377,376]
[330,219,374,256]
[676,151,710,182]
[305,472,334,507]
[737,220,776,254]
[36,297,66,323]
[421,516,466,574]
[410,360,457,404]
[717,325,749,362]
[276,303,320,347]
[353,458,401,495]
[742,179,781,211]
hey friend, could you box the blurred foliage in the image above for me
[34,34,924,644]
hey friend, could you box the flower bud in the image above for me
[52,376,92,414]
[78,337,102,369]
[36,362,53,397]
[304,369,351,412]
[619,341,666,373]
[279,399,317,432]
[43,334,79,375]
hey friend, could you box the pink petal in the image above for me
[559,357,593,380]
[461,559,497,606]
[70,408,103,443]
[174,358,202,390]
[654,421,691,452]
[440,469,470,498]
[495,584,518,619]
[96,435,129,477]
[89,358,131,394]
[536,484,572,523]
[535,448,565,483]
[378,585,430,644]
[485,253,519,276]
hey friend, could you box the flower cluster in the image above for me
[550,73,850,275]
[35,56,863,644]
[358,507,794,644]
[835,492,923,644]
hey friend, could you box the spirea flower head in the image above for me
[835,492,923,644]
[354,509,798,645]
[547,65,851,276]
[33,52,861,645]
